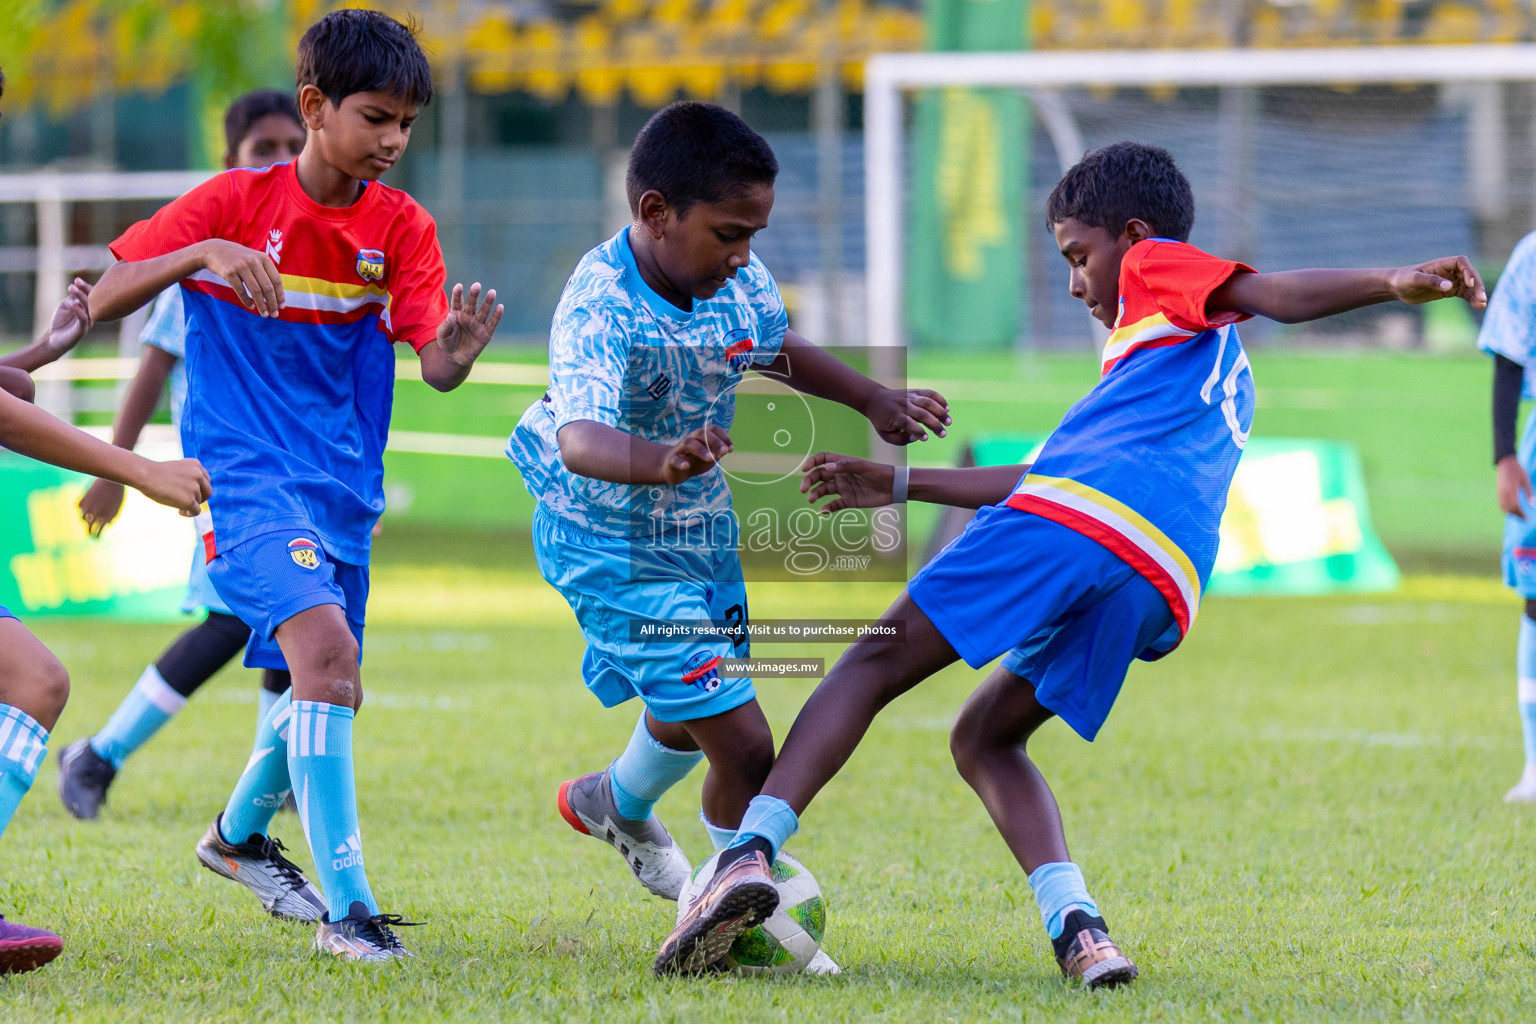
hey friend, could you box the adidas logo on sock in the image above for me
[332,832,364,871]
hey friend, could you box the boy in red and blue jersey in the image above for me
[89,11,503,961]
[659,142,1487,983]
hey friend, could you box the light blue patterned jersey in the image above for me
[1481,231,1536,401]
[139,283,187,427]
[508,228,789,537]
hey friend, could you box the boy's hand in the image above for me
[44,278,94,355]
[199,240,285,317]
[436,283,505,368]
[799,452,894,513]
[1498,455,1532,518]
[79,479,127,537]
[864,386,951,444]
[1389,256,1487,309]
[132,458,211,517]
[662,425,732,485]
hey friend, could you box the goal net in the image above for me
[866,44,1536,349]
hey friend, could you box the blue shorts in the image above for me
[909,503,1177,742]
[182,538,232,616]
[1504,498,1536,597]
[207,529,367,672]
[0,604,13,621]
[532,503,755,723]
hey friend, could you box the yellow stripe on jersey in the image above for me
[1010,473,1203,620]
[278,273,388,302]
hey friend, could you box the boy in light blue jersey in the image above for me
[58,90,307,822]
[509,103,949,942]
[661,141,1488,984]
[1478,232,1536,802]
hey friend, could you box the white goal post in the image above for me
[864,43,1536,348]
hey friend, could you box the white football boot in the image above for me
[1505,762,1536,802]
[315,902,415,962]
[557,769,693,900]
[195,815,326,921]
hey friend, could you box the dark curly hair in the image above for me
[626,101,779,218]
[1046,141,1195,242]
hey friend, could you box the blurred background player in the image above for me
[87,10,503,961]
[661,141,1489,984]
[510,102,947,972]
[1476,231,1536,802]
[1,58,213,978]
[57,89,307,821]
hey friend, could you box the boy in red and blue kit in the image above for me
[659,142,1487,983]
[89,11,502,961]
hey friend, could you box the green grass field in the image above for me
[1,345,1526,1020]
[4,525,1536,1022]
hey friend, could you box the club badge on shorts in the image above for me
[681,651,722,693]
[288,538,321,570]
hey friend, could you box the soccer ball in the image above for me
[677,850,826,974]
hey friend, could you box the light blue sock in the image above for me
[89,665,187,770]
[608,713,704,822]
[220,690,293,844]
[727,795,798,860]
[256,687,280,747]
[1518,616,1536,765]
[289,700,376,921]
[0,704,48,840]
[1028,861,1101,940]
[701,812,736,852]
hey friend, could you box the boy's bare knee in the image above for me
[28,654,71,721]
[949,702,1015,779]
[298,633,360,707]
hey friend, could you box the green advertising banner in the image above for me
[0,451,191,620]
[969,435,1401,596]
[905,0,1029,349]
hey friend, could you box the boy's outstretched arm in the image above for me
[90,242,286,323]
[0,388,209,515]
[558,420,733,486]
[760,331,951,444]
[799,452,1029,512]
[1,277,94,372]
[417,282,505,392]
[78,345,179,536]
[1208,256,1486,324]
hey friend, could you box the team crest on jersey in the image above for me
[681,651,722,693]
[265,229,284,265]
[288,538,321,570]
[723,328,756,373]
[355,248,385,282]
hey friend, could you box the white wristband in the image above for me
[892,465,909,504]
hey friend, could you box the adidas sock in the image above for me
[89,665,187,770]
[220,690,293,844]
[1518,616,1536,766]
[1028,861,1101,940]
[726,794,798,860]
[256,687,280,748]
[701,812,737,852]
[0,704,48,840]
[288,700,376,922]
[608,713,704,822]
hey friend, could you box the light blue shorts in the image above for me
[532,503,755,723]
[182,538,232,616]
[1503,492,1536,598]
[0,604,13,621]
